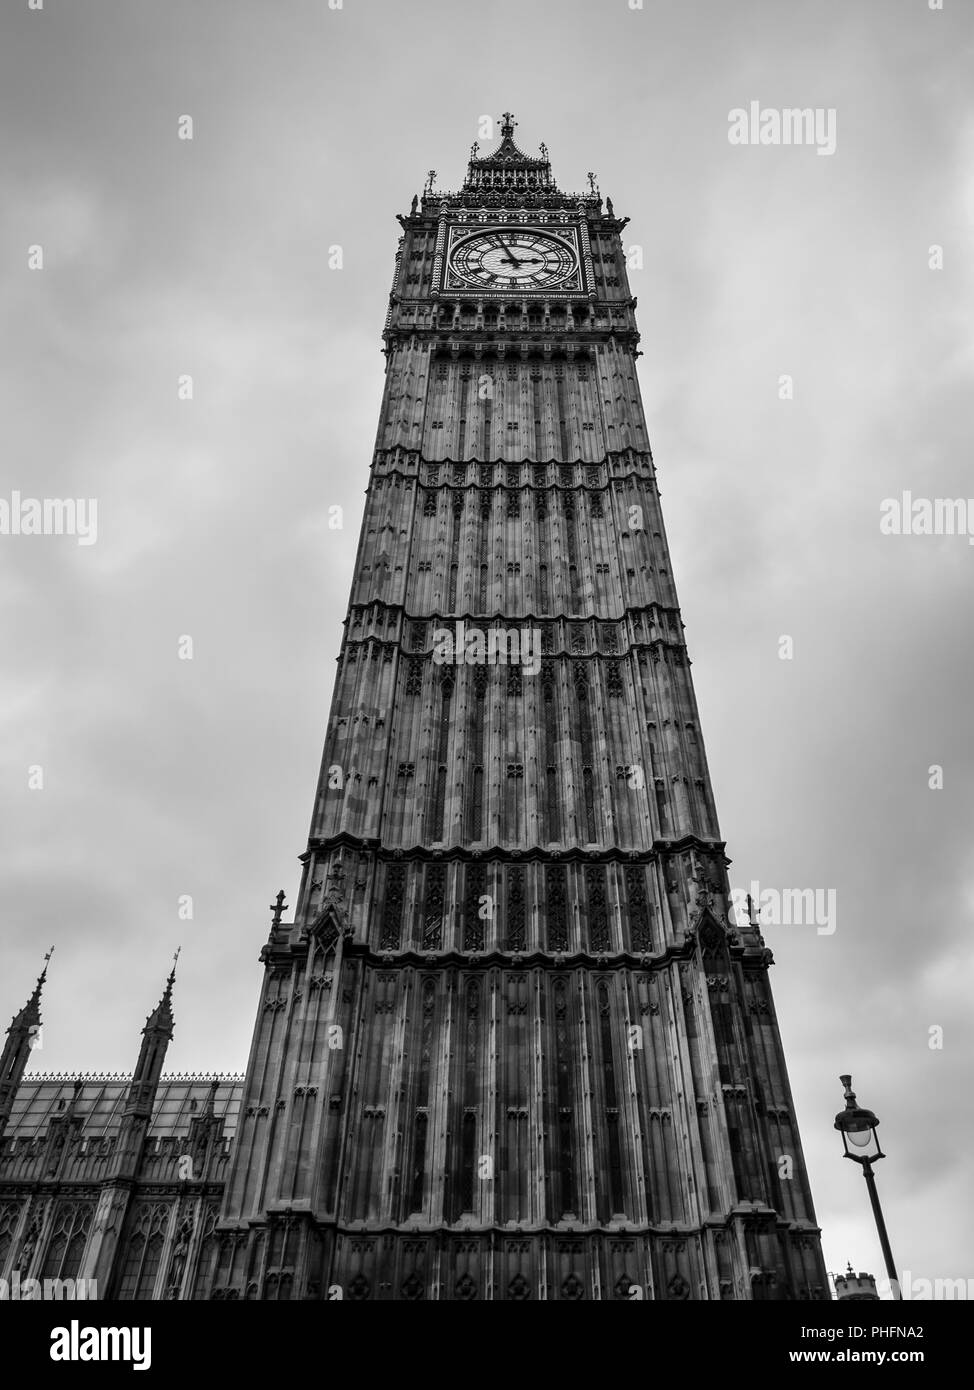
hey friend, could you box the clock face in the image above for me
[447,228,580,291]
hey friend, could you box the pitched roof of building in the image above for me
[5,1074,245,1140]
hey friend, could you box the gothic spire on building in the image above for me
[411,109,599,214]
[463,109,557,194]
[144,953,177,1034]
[124,958,177,1120]
[0,949,53,1138]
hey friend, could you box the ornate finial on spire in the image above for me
[470,140,479,160]
[539,141,548,159]
[155,949,178,1017]
[141,954,178,1037]
[24,946,55,1009]
[460,114,559,198]
[270,890,288,929]
[35,945,54,991]
[424,169,437,194]
[587,171,598,194]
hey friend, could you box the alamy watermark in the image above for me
[50,1319,150,1371]
[728,101,836,156]
[432,622,542,675]
[0,1271,97,1300]
[882,1272,973,1300]
[731,882,836,936]
[0,492,97,545]
[880,492,974,544]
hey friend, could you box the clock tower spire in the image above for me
[459,111,560,202]
[213,117,829,1301]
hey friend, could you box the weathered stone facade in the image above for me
[0,117,828,1300]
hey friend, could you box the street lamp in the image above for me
[834,1075,901,1299]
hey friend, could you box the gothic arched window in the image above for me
[113,1202,169,1300]
[40,1201,94,1286]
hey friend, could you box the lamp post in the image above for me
[834,1075,901,1299]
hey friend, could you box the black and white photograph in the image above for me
[0,0,969,1368]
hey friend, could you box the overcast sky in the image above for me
[1,0,972,1294]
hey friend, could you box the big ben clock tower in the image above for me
[210,115,829,1301]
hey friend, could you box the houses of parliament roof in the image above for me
[6,1074,245,1141]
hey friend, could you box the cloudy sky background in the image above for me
[2,0,971,1292]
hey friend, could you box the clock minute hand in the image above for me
[496,239,524,268]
